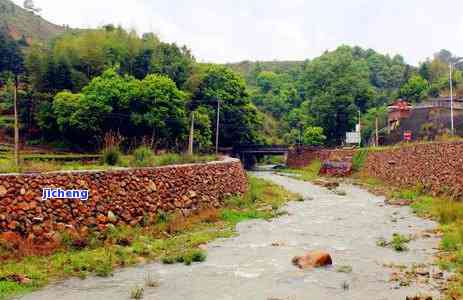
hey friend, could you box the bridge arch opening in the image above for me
[231,145,289,169]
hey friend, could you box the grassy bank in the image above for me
[0,176,298,299]
[277,158,463,298]
[354,174,463,299]
[0,153,218,174]
[275,160,322,181]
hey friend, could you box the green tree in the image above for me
[360,106,388,144]
[302,126,326,146]
[192,106,213,152]
[0,31,24,77]
[399,75,429,102]
[193,65,263,146]
[150,43,195,89]
[300,46,374,144]
[131,74,187,149]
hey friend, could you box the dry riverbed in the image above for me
[17,172,444,300]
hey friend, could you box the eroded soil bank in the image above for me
[18,172,442,300]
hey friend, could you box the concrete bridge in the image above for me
[231,145,290,169]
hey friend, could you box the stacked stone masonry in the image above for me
[287,146,356,168]
[0,158,248,237]
[364,142,463,198]
[287,142,463,199]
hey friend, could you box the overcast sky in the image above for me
[11,0,463,65]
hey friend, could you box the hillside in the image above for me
[225,60,305,85]
[0,0,65,44]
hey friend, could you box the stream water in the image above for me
[19,171,442,300]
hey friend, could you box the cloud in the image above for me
[10,0,463,65]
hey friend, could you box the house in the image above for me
[385,96,463,143]
[387,99,412,131]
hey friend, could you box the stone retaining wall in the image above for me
[288,142,463,199]
[0,158,247,237]
[363,142,463,198]
[286,146,356,168]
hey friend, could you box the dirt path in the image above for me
[19,172,442,300]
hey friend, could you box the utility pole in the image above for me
[299,125,302,146]
[450,63,455,135]
[358,110,362,147]
[188,111,195,155]
[215,100,220,155]
[375,116,379,147]
[13,76,19,166]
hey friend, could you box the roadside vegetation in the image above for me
[0,176,298,299]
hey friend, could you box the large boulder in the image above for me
[292,250,333,269]
[319,160,352,177]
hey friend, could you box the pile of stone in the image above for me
[319,160,353,177]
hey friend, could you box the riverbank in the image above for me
[16,172,442,300]
[0,176,297,299]
[275,162,460,299]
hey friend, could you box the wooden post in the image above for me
[13,77,19,166]
[188,111,195,155]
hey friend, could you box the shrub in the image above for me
[132,146,154,167]
[164,249,207,266]
[390,233,411,252]
[102,148,121,166]
[95,259,113,277]
[130,286,144,299]
[352,149,369,172]
[190,250,207,262]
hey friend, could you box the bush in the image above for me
[132,146,154,167]
[162,249,207,266]
[153,153,218,166]
[390,233,411,252]
[352,149,369,172]
[102,148,121,166]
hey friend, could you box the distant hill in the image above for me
[225,60,305,85]
[0,0,66,44]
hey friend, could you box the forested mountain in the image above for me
[230,46,463,145]
[225,60,305,87]
[1,0,462,150]
[0,0,65,45]
[0,23,266,151]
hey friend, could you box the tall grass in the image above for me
[131,146,155,167]
[101,148,122,166]
[0,153,219,174]
[351,148,369,172]
[152,153,218,166]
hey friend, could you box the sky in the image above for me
[11,0,463,66]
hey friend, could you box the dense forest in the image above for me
[1,7,462,151]
[0,25,266,151]
[229,48,463,145]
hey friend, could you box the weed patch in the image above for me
[276,160,322,181]
[376,234,411,252]
[352,149,368,172]
[357,174,463,299]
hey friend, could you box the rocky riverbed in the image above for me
[18,172,444,300]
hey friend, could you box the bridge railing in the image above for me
[233,145,290,152]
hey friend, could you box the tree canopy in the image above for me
[2,21,463,150]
